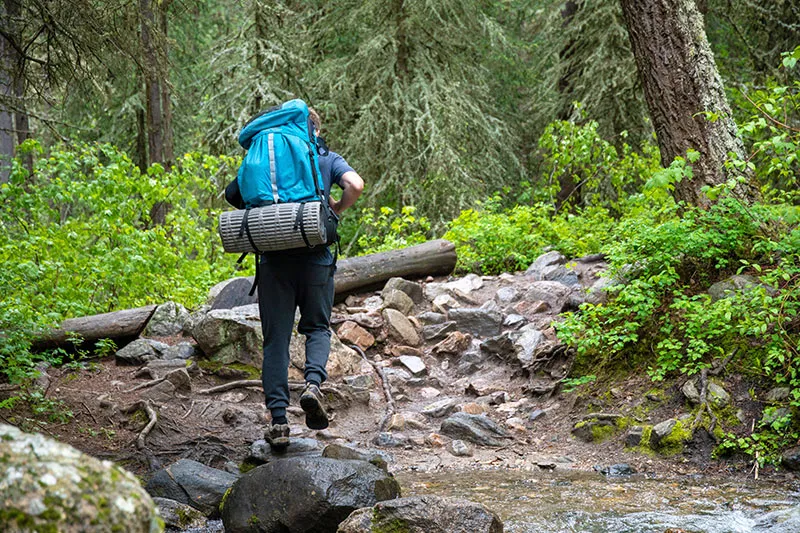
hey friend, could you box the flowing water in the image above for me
[395,469,800,532]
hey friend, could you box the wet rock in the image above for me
[321,443,391,472]
[708,274,777,301]
[115,338,160,365]
[681,379,701,404]
[145,459,237,516]
[432,331,472,356]
[422,398,458,418]
[153,497,206,529]
[0,424,159,532]
[338,495,503,533]
[383,308,421,346]
[143,301,190,337]
[449,440,473,457]
[781,446,800,471]
[417,311,447,325]
[337,321,375,350]
[708,382,731,408]
[525,251,579,286]
[448,308,503,338]
[209,277,259,310]
[383,289,415,316]
[221,457,400,533]
[423,321,458,342]
[192,304,263,367]
[649,419,677,449]
[440,413,508,447]
[625,426,644,447]
[247,438,324,465]
[382,277,424,304]
[766,387,791,403]
[598,463,636,477]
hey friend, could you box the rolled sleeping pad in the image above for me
[218,201,327,253]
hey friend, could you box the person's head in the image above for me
[308,107,322,136]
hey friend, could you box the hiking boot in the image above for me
[265,423,290,450]
[300,383,329,430]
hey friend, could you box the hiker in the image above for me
[226,105,364,449]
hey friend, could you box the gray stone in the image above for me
[432,293,460,312]
[766,387,791,403]
[383,308,421,346]
[0,424,159,533]
[681,379,701,404]
[585,276,616,305]
[153,497,206,530]
[382,277,424,304]
[503,314,526,328]
[599,463,636,476]
[526,251,565,273]
[423,321,458,342]
[440,413,508,447]
[247,438,324,465]
[625,426,644,447]
[448,308,503,338]
[143,301,190,337]
[183,305,210,336]
[443,274,484,295]
[191,304,263,367]
[708,274,777,301]
[781,446,800,471]
[338,495,503,533]
[480,299,501,313]
[761,407,791,427]
[383,289,415,316]
[513,326,545,367]
[526,251,579,286]
[708,382,731,408]
[372,432,410,448]
[115,338,160,365]
[210,277,258,310]
[649,419,677,448]
[145,459,238,516]
[422,398,458,418]
[292,332,362,379]
[398,355,427,376]
[529,409,546,422]
[480,333,516,360]
[449,440,473,457]
[321,443,391,472]
[417,311,447,325]
[221,457,399,533]
[344,374,374,390]
[161,341,196,360]
[520,281,574,314]
[495,287,520,304]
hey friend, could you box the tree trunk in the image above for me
[140,0,164,166]
[619,0,758,207]
[0,0,22,183]
[32,305,158,350]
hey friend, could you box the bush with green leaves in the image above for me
[341,206,431,256]
[0,141,242,382]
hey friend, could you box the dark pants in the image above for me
[257,254,335,420]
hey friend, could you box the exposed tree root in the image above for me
[121,400,158,450]
[123,376,167,394]
[349,343,395,432]
[197,380,262,394]
[692,349,737,440]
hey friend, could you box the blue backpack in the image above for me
[237,99,326,207]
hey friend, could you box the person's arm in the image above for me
[330,171,364,216]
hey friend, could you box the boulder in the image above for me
[143,301,190,337]
[0,424,159,532]
[221,457,400,533]
[183,305,211,336]
[161,341,196,360]
[440,413,508,447]
[681,379,701,404]
[781,446,800,472]
[153,497,206,530]
[513,326,545,367]
[708,274,777,301]
[383,308,421,346]
[145,459,237,516]
[447,308,503,338]
[708,382,731,408]
[383,289,415,316]
[337,321,375,350]
[246,438,325,465]
[443,274,484,295]
[495,286,519,304]
[337,496,503,533]
[525,251,579,286]
[520,281,574,314]
[115,338,160,365]
[625,426,644,447]
[210,277,258,310]
[649,419,677,449]
[292,333,362,379]
[322,444,391,472]
[191,304,263,367]
[382,277,424,304]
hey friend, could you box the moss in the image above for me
[238,460,258,474]
[658,420,692,456]
[219,487,232,514]
[614,417,632,430]
[372,509,411,533]
[225,363,261,380]
[249,514,260,525]
[590,423,617,442]
[197,360,223,373]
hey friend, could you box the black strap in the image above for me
[293,203,312,248]
[249,258,259,296]
[238,208,261,254]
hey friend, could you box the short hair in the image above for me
[308,108,322,131]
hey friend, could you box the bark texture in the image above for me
[32,306,158,350]
[619,0,756,207]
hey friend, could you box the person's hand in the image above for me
[328,195,342,216]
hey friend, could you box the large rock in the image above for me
[143,301,190,337]
[115,338,161,365]
[192,304,263,367]
[447,308,503,338]
[781,446,800,472]
[145,459,238,516]
[440,413,508,447]
[513,326,545,367]
[337,321,375,350]
[291,332,362,379]
[708,274,777,301]
[221,457,400,533]
[0,423,160,532]
[338,496,503,533]
[153,497,206,530]
[383,308,421,346]
[382,277,424,304]
[246,438,324,465]
[383,289,415,316]
[525,251,579,286]
[519,281,574,314]
[210,277,258,310]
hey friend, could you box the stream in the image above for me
[395,468,800,532]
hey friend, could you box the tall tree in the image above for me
[139,0,173,169]
[619,0,758,207]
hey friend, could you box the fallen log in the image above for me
[32,305,157,350]
[334,239,457,297]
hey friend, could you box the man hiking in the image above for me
[228,106,364,449]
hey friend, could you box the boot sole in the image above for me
[300,394,329,430]
[267,436,290,450]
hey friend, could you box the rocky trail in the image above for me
[5,250,795,531]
